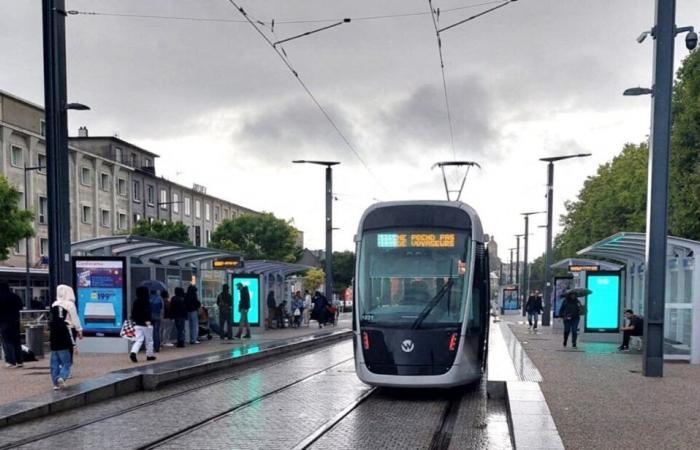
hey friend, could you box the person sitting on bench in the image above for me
[619,309,643,351]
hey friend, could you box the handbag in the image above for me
[120,319,137,341]
[293,308,301,317]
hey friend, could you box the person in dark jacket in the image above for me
[559,292,582,348]
[130,286,155,362]
[170,287,188,347]
[184,286,201,344]
[266,290,278,329]
[217,284,233,340]
[619,309,644,351]
[49,287,78,389]
[525,290,544,330]
[0,282,24,368]
[311,291,329,329]
[235,283,251,339]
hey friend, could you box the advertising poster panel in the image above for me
[73,257,127,336]
[552,277,574,318]
[502,288,519,311]
[231,274,260,326]
[585,271,621,333]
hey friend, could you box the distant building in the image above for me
[297,249,322,268]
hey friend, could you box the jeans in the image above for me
[236,309,251,337]
[175,319,186,346]
[622,329,643,348]
[152,319,161,352]
[188,310,199,343]
[563,316,581,346]
[219,309,232,339]
[527,312,539,328]
[0,323,23,366]
[50,349,72,385]
[131,325,154,357]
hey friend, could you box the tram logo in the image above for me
[401,339,415,353]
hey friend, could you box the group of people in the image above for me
[264,290,336,330]
[216,283,251,340]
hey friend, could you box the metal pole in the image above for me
[643,0,676,378]
[325,166,333,300]
[24,165,31,308]
[523,216,530,316]
[42,0,72,300]
[542,162,554,326]
[515,236,521,307]
[509,249,514,284]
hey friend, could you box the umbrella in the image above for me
[560,287,593,298]
[138,280,167,294]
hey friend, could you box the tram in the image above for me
[353,201,490,388]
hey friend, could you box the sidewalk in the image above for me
[500,313,700,450]
[0,314,351,407]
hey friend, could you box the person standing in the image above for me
[303,290,312,327]
[217,284,233,340]
[149,289,164,353]
[525,290,544,330]
[559,292,583,348]
[235,283,251,339]
[311,291,329,329]
[130,286,156,362]
[49,285,79,389]
[184,285,201,344]
[0,283,24,368]
[160,290,175,347]
[170,287,187,348]
[291,291,304,328]
[266,289,277,329]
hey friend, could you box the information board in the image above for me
[502,288,519,311]
[231,275,260,326]
[585,272,621,333]
[73,257,127,336]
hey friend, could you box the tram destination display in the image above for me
[377,232,456,248]
[73,257,127,336]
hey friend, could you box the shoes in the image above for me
[53,385,60,391]
[572,343,577,348]
[146,356,157,361]
[234,334,241,339]
[57,377,66,389]
[243,334,251,339]
[193,341,201,344]
[16,364,23,368]
[164,343,175,347]
[130,352,138,363]
[563,341,567,347]
[619,346,629,352]
[4,363,15,369]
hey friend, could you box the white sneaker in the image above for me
[5,363,15,369]
[53,385,60,391]
[194,341,201,344]
[57,378,66,389]
[163,343,175,347]
[16,364,23,368]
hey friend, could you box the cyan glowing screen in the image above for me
[231,276,260,326]
[585,273,620,332]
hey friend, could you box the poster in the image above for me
[552,277,574,318]
[231,275,260,326]
[502,288,519,311]
[585,272,621,333]
[74,257,127,335]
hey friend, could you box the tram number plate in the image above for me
[361,314,374,322]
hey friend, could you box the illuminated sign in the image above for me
[502,287,519,311]
[585,272,621,333]
[73,257,127,336]
[231,275,260,327]
[568,264,600,272]
[377,233,456,248]
[213,257,243,270]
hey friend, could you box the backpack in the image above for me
[149,292,163,318]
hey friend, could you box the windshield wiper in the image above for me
[411,279,454,330]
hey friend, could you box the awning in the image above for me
[577,232,700,265]
[232,260,313,277]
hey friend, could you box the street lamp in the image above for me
[521,211,546,305]
[293,160,340,299]
[508,248,516,284]
[23,163,47,308]
[539,153,592,326]
[623,87,654,96]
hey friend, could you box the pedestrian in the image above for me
[303,290,312,327]
[130,286,156,362]
[49,285,79,390]
[53,283,83,365]
[234,282,251,339]
[525,290,543,330]
[0,282,24,368]
[149,289,163,353]
[266,289,278,329]
[170,287,188,348]
[217,284,233,340]
[160,290,175,347]
[559,292,583,348]
[184,285,201,344]
[619,309,644,351]
[291,291,304,328]
[311,291,329,329]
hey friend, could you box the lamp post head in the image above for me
[521,211,547,216]
[292,160,340,167]
[623,87,654,96]
[539,153,592,163]
[65,102,90,111]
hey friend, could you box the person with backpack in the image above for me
[148,289,164,352]
[170,287,188,348]
[559,292,583,348]
[184,285,201,344]
[49,285,80,389]
[130,286,156,362]
[0,282,24,368]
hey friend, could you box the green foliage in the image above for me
[303,268,325,293]
[210,212,302,262]
[330,251,355,292]
[130,219,191,245]
[0,176,34,260]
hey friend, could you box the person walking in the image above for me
[311,291,329,329]
[0,283,24,368]
[130,286,156,362]
[184,286,201,344]
[149,289,164,353]
[160,290,175,347]
[234,283,251,339]
[170,287,188,348]
[49,285,79,389]
[217,284,233,340]
[559,292,583,348]
[525,290,544,330]
[53,284,83,364]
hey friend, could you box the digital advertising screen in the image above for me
[231,275,260,326]
[502,288,519,311]
[552,277,574,318]
[585,272,621,333]
[73,257,127,336]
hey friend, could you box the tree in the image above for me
[210,212,302,262]
[130,219,191,245]
[0,176,34,260]
[303,268,325,293]
[329,251,355,292]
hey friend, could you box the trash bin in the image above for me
[26,324,45,359]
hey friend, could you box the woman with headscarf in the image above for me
[49,285,82,388]
[184,285,201,345]
[130,286,156,362]
[311,291,329,329]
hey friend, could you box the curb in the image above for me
[0,329,352,428]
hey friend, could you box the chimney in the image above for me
[78,126,88,137]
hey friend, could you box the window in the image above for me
[80,166,92,186]
[214,206,220,222]
[114,147,123,163]
[14,240,25,255]
[117,178,127,196]
[184,197,191,216]
[130,153,136,166]
[37,154,47,174]
[205,203,211,221]
[144,158,152,167]
[133,180,141,202]
[10,146,23,167]
[100,209,110,228]
[160,189,167,209]
[100,172,110,191]
[206,229,211,244]
[147,185,155,205]
[148,217,155,224]
[133,213,141,224]
[40,238,49,256]
[40,120,46,137]
[38,196,48,224]
[195,200,201,219]
[118,213,127,230]
[223,208,229,220]
[173,193,180,213]
[81,205,92,224]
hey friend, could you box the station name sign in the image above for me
[568,264,600,273]
[212,257,243,270]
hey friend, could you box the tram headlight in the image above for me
[362,331,370,350]
[448,332,458,351]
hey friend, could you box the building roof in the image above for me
[70,136,160,158]
[577,231,700,265]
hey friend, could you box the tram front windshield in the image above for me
[358,229,470,328]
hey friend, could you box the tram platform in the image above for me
[501,313,700,450]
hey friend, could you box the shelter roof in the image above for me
[576,232,700,265]
[551,257,623,271]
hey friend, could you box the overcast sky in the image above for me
[2,0,699,262]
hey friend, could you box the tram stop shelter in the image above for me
[576,232,700,363]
